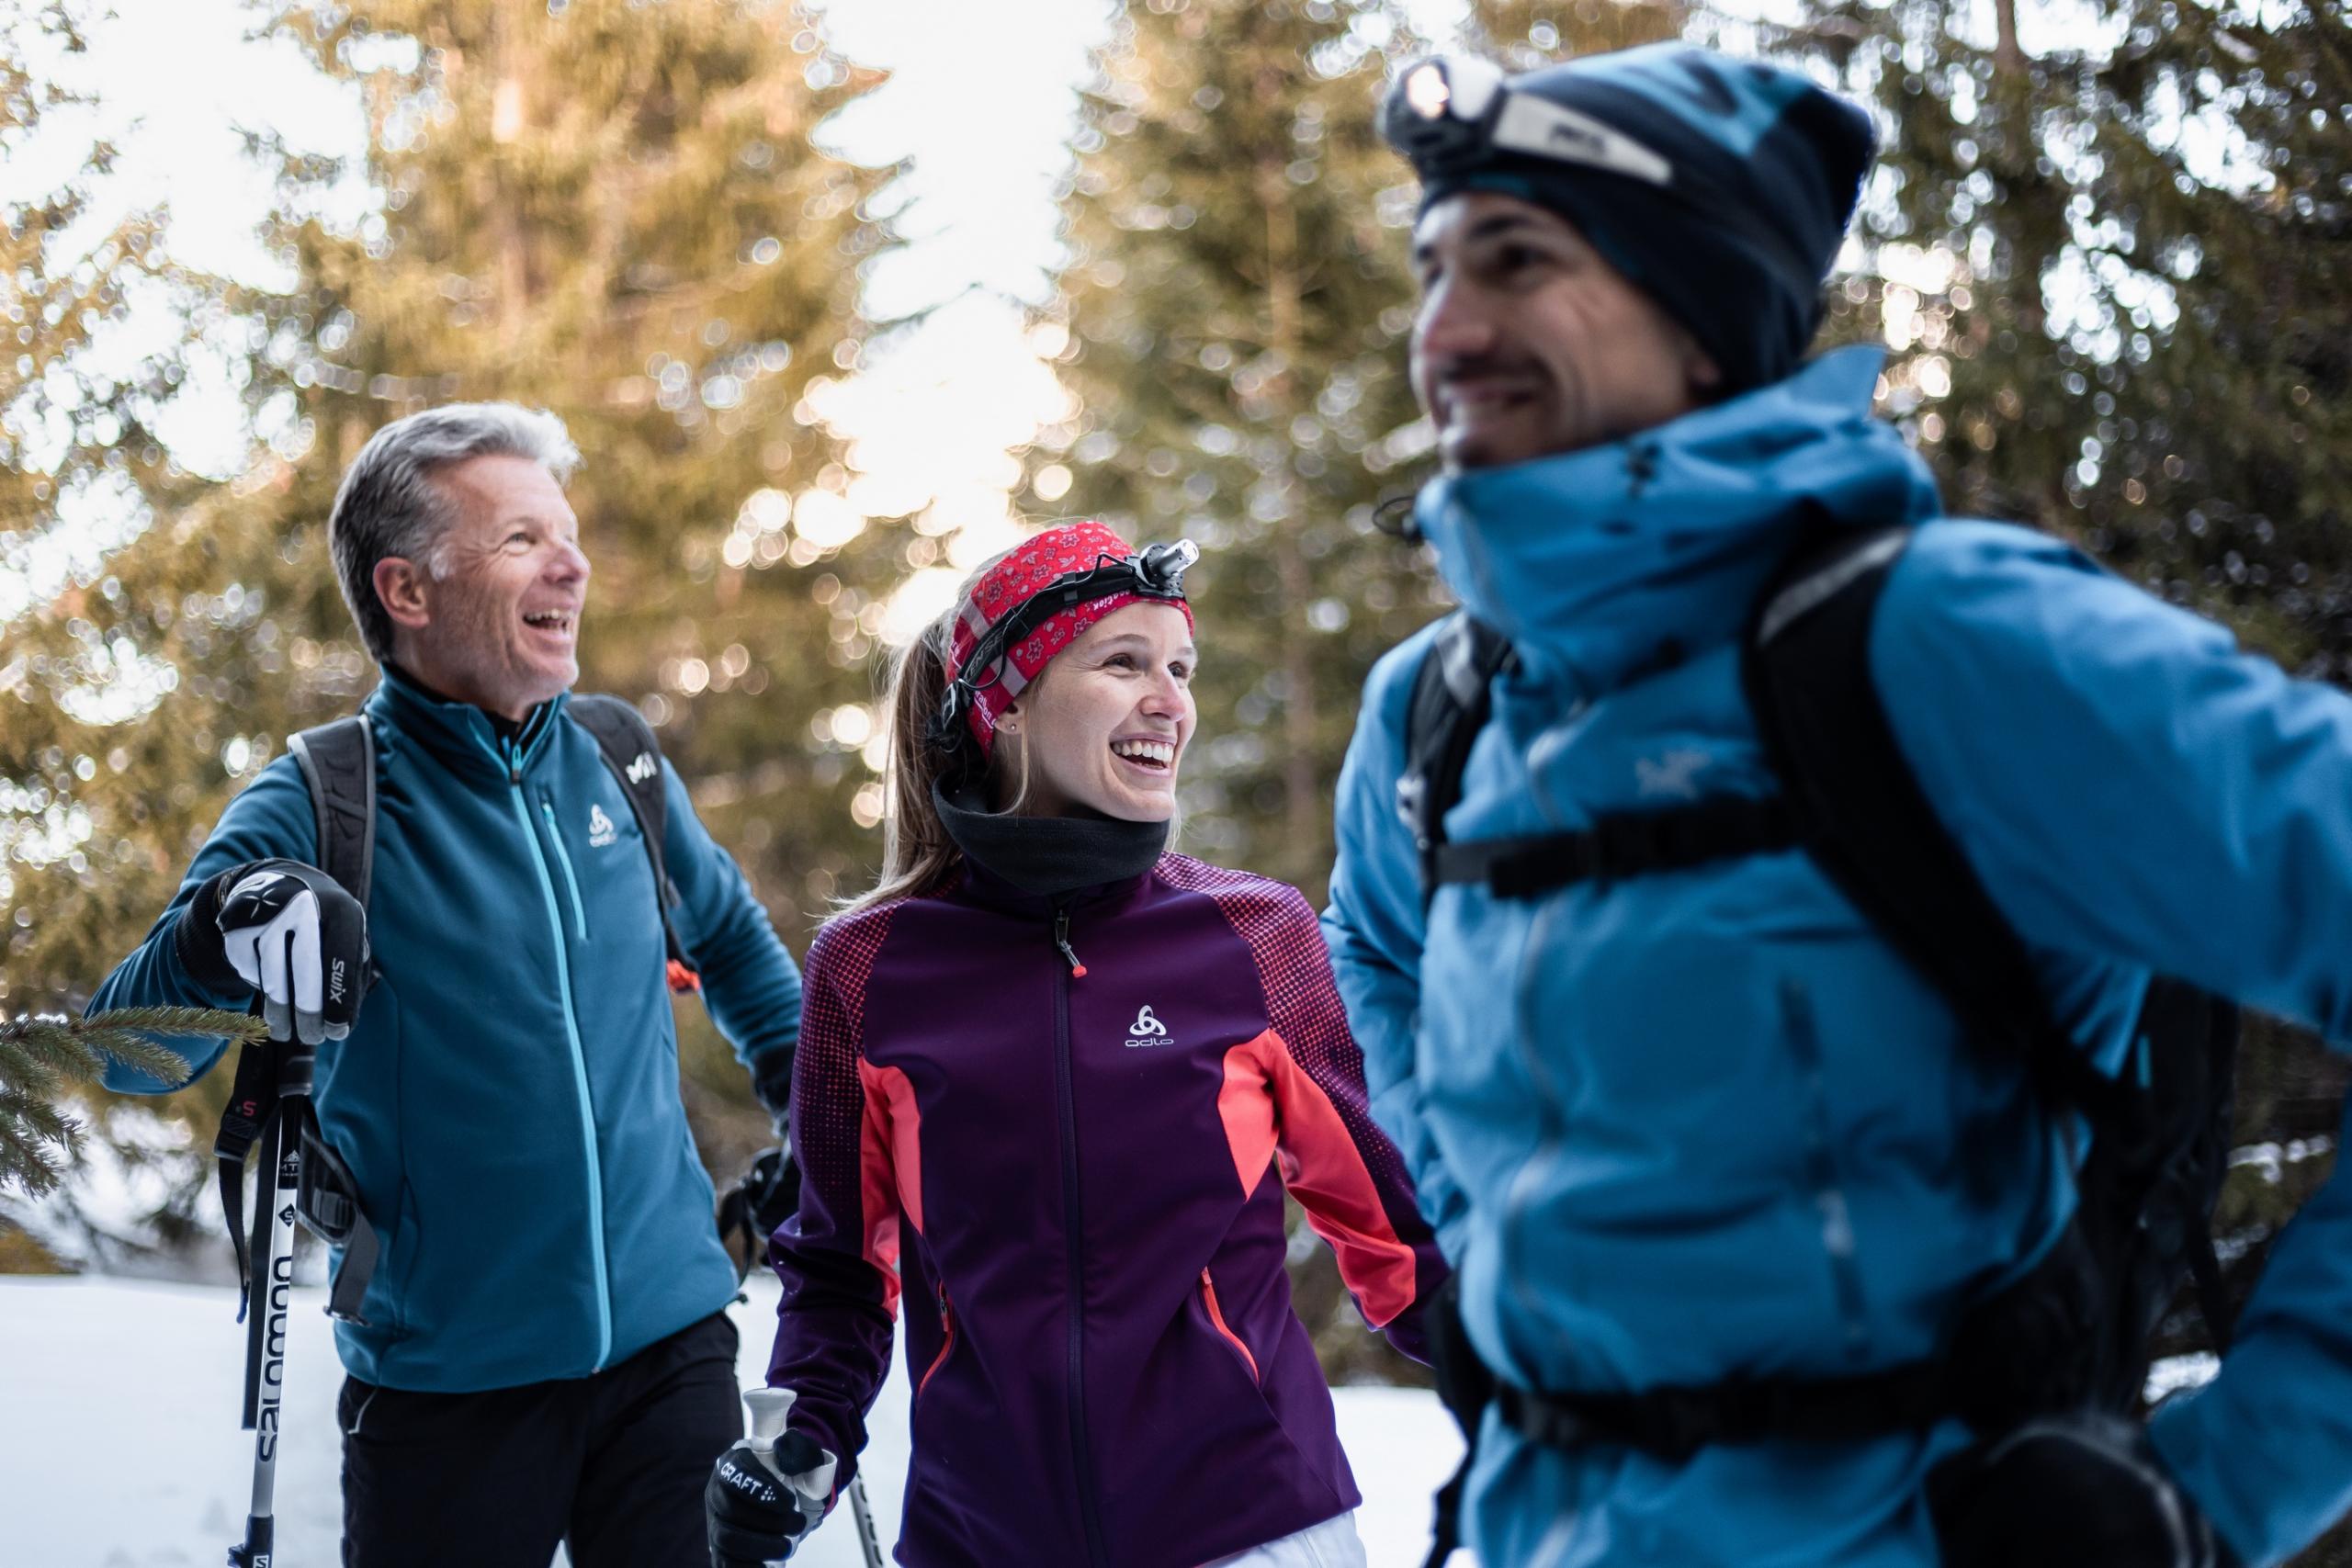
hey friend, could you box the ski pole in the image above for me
[228,1038,313,1568]
[845,1475,884,1568]
[741,1387,881,1568]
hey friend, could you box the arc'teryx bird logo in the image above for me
[1635,748,1713,801]
[588,803,618,848]
[625,750,657,784]
[1124,1005,1170,1048]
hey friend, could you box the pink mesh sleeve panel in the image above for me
[1156,855,1447,1358]
[766,898,910,1478]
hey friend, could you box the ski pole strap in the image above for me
[1427,795,1798,899]
[1420,1276,1492,1568]
[1495,1358,1955,1465]
[214,1036,280,1320]
[293,1107,379,1325]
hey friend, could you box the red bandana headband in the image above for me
[945,521,1196,757]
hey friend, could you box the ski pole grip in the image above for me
[744,1386,797,1455]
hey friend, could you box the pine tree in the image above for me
[1035,0,1452,897]
[1783,0,2348,684]
[1038,0,1695,897]
[3,1,898,1172]
[0,1,209,1022]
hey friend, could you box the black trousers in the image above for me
[339,1312,741,1568]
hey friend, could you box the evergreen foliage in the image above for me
[3,1,898,1180]
[0,1,217,1021]
[1788,0,2347,674]
[0,1007,238,1197]
[1035,0,1453,897]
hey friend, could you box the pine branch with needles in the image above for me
[0,1008,250,1197]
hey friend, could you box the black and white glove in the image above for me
[718,1145,804,1282]
[707,1389,836,1568]
[1928,1412,2242,1568]
[175,859,369,1045]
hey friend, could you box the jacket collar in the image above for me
[1413,346,1942,701]
[367,663,570,784]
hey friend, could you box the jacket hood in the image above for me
[1414,345,1940,698]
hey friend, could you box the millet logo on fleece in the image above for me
[1124,1005,1170,1048]
[588,803,619,848]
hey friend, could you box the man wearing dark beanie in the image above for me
[1327,39,2352,1568]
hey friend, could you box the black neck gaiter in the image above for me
[933,779,1168,899]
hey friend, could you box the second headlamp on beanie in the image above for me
[1379,46,1877,395]
[929,531,1200,757]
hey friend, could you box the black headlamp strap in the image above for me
[929,541,1198,754]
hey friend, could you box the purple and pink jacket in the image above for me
[766,851,1445,1568]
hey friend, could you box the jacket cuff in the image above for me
[752,1051,795,1133]
[173,863,254,997]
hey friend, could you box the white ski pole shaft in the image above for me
[232,1114,302,1566]
[846,1476,884,1568]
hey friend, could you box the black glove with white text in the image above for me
[176,859,370,1044]
[707,1423,833,1567]
[1928,1412,2242,1568]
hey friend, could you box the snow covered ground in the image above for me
[1,1273,1464,1567]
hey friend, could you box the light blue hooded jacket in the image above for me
[1324,345,2352,1567]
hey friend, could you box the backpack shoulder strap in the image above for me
[286,715,375,907]
[1397,611,1517,901]
[1744,525,2116,1116]
[567,694,700,990]
[567,694,673,900]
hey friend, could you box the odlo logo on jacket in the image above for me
[1125,1005,1170,1048]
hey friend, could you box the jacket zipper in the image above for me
[539,796,590,942]
[496,732,614,1371]
[1051,898,1110,1567]
[1201,1267,1260,1383]
[917,1282,957,1397]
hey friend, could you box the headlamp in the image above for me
[1381,55,1674,188]
[931,539,1200,752]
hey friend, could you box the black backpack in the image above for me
[213,694,695,1337]
[1402,527,2241,1562]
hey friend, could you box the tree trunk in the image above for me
[1257,148,1321,881]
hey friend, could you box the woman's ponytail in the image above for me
[844,597,967,913]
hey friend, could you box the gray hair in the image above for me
[327,401,582,662]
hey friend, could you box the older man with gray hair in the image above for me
[92,401,805,1567]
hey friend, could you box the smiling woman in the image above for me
[988,605,1195,820]
[707,521,1450,1568]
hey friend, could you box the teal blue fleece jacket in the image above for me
[1326,345,2352,1566]
[94,669,802,1393]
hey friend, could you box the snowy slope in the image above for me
[0,1274,1464,1567]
